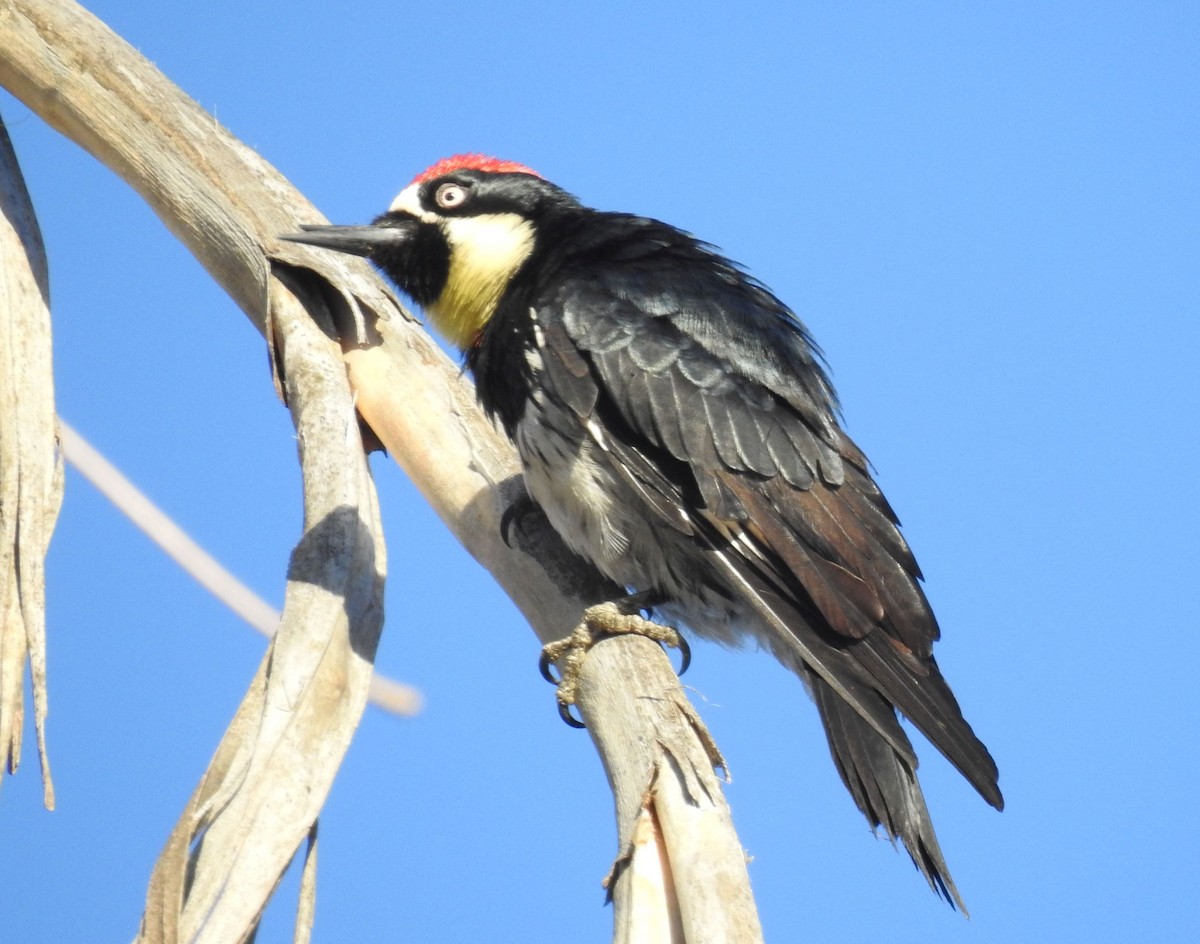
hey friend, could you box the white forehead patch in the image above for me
[387,183,437,221]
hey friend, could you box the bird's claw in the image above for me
[500,493,539,548]
[540,593,689,729]
[538,648,560,684]
[557,700,587,729]
[675,633,692,676]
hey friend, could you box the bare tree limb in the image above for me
[580,638,764,944]
[1,5,388,939]
[0,113,62,810]
[0,1,764,939]
[135,260,387,944]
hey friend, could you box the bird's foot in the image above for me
[540,590,690,728]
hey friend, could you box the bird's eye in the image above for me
[435,183,468,209]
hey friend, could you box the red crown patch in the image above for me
[411,153,542,185]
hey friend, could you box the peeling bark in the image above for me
[0,114,62,811]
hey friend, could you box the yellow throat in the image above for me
[430,213,536,349]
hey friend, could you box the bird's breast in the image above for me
[515,390,631,568]
[513,388,744,646]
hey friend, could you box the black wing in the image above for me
[531,221,1001,904]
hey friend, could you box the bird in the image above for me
[281,153,1002,908]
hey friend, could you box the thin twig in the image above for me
[57,419,420,717]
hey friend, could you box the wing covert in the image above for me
[527,263,1000,810]
[547,276,844,489]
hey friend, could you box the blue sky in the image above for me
[1,1,1197,940]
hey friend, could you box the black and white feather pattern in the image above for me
[473,207,1003,907]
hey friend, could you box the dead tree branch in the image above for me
[137,278,386,943]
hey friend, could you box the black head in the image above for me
[281,154,579,348]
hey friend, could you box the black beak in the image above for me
[279,221,414,258]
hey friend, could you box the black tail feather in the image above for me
[855,634,1004,812]
[811,673,968,912]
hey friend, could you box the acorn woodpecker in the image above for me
[282,154,1002,907]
